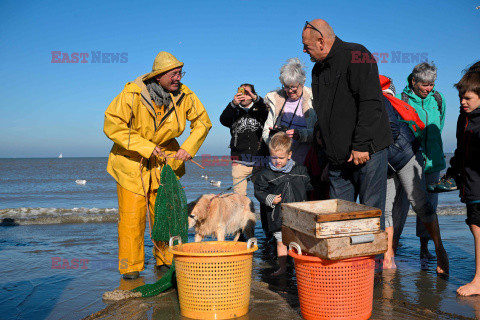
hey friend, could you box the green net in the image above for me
[131,262,176,297]
[152,164,188,243]
[132,164,188,297]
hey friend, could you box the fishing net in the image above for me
[131,164,188,297]
[131,262,176,297]
[152,164,189,243]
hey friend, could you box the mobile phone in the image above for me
[237,87,245,95]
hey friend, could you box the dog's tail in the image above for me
[243,198,256,240]
[243,218,256,240]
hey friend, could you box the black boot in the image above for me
[122,271,139,280]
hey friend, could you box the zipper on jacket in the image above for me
[462,117,469,198]
[421,99,428,160]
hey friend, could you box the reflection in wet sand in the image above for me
[2,216,480,319]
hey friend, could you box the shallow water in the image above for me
[0,155,467,225]
[2,155,478,319]
[1,215,479,320]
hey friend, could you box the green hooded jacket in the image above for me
[396,77,446,173]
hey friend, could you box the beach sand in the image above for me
[2,216,480,319]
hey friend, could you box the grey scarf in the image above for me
[145,79,172,107]
[269,159,295,173]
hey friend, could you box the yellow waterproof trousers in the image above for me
[117,184,173,274]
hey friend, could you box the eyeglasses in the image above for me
[168,71,186,80]
[283,84,300,92]
[304,21,323,38]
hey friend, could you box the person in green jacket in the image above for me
[395,62,446,262]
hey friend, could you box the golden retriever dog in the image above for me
[188,193,256,242]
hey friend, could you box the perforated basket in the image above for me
[288,242,375,320]
[169,236,258,320]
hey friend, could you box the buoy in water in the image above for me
[210,180,221,187]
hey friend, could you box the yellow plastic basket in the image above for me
[169,236,258,320]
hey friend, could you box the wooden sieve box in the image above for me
[281,199,387,260]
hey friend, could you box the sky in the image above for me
[0,0,479,158]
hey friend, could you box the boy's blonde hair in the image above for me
[269,132,292,153]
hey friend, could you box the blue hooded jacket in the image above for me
[383,96,420,173]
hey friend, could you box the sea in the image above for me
[0,154,465,225]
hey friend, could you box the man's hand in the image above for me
[243,86,257,101]
[286,129,300,140]
[232,93,244,105]
[348,150,370,165]
[272,194,282,205]
[175,148,192,162]
[152,146,165,157]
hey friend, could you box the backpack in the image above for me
[384,94,425,132]
[401,91,443,123]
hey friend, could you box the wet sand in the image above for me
[2,215,480,319]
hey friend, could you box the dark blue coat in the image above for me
[449,108,480,203]
[384,96,420,174]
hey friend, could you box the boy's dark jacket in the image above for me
[254,163,312,232]
[448,108,480,202]
[311,37,392,166]
[220,97,269,159]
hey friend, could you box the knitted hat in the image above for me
[379,75,396,96]
[143,52,184,80]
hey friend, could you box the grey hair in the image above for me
[279,58,306,86]
[411,62,437,84]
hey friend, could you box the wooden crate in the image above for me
[282,226,387,260]
[281,199,381,238]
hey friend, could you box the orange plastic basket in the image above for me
[288,243,375,320]
[169,236,258,320]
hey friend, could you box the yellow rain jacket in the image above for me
[104,74,212,195]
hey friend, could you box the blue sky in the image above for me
[0,0,478,158]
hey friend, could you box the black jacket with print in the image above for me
[220,97,269,160]
[254,163,312,232]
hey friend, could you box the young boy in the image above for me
[254,132,312,276]
[446,68,480,296]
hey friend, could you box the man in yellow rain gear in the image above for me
[104,51,212,279]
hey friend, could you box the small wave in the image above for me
[0,204,467,226]
[0,207,118,225]
[406,205,466,216]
